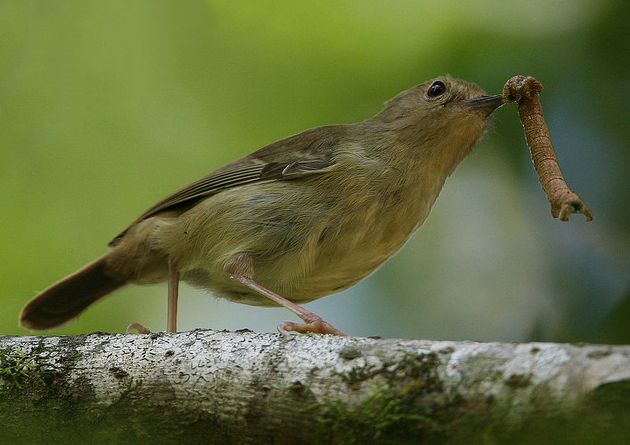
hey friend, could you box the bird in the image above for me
[20,76,504,335]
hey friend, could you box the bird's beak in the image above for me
[465,94,506,115]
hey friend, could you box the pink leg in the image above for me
[235,275,346,336]
[127,259,178,334]
[167,259,179,333]
[226,254,346,336]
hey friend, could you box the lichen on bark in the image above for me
[1,330,629,445]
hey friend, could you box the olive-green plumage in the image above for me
[20,76,503,330]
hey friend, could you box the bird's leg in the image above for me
[126,259,179,334]
[225,253,346,336]
[239,275,347,336]
[167,258,179,333]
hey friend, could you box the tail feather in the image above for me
[20,256,125,330]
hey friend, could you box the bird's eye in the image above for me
[427,81,446,98]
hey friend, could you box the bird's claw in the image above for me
[278,319,346,336]
[126,322,151,334]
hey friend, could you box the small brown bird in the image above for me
[20,76,504,335]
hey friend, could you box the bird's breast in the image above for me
[258,163,444,299]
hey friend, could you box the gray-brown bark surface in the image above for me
[1,329,629,445]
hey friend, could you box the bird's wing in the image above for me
[109,126,343,246]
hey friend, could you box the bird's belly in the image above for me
[182,220,409,306]
[225,210,417,305]
[290,216,416,298]
[168,176,436,305]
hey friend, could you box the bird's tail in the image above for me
[20,255,125,330]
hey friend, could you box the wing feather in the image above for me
[109,153,337,246]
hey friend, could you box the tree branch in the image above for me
[1,330,629,444]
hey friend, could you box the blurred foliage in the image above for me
[0,0,628,342]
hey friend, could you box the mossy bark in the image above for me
[1,330,629,444]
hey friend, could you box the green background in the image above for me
[1,0,628,342]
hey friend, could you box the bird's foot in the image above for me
[279,319,346,336]
[126,322,151,334]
